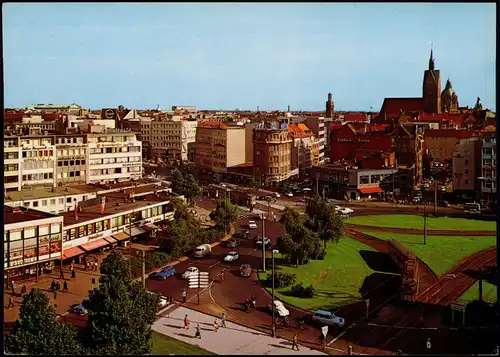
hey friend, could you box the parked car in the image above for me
[226,238,240,248]
[285,192,293,197]
[240,264,251,277]
[151,266,176,280]
[147,291,169,309]
[312,310,345,327]
[256,236,271,247]
[268,300,290,317]
[182,266,199,280]
[224,251,240,263]
[248,221,257,229]
[242,230,250,239]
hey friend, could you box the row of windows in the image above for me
[23,161,53,170]
[4,152,19,160]
[88,136,135,143]
[57,148,86,156]
[5,139,18,148]
[5,223,62,242]
[56,137,85,144]
[58,159,86,167]
[21,196,89,208]
[22,173,53,181]
[89,146,141,154]
[4,164,18,171]
[22,150,54,158]
[63,206,164,242]
[89,167,140,176]
[58,171,84,178]
[20,139,52,147]
[89,157,140,165]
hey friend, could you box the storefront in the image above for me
[4,207,64,283]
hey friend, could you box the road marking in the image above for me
[247,248,258,255]
[328,323,356,345]
[209,261,221,269]
[186,281,214,304]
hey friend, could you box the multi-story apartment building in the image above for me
[195,121,246,173]
[423,129,474,163]
[5,206,64,281]
[253,122,293,186]
[452,137,481,195]
[87,131,142,184]
[301,116,326,164]
[480,135,496,209]
[4,132,142,191]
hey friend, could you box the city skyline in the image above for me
[3,3,496,111]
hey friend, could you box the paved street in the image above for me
[154,305,327,355]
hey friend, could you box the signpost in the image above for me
[188,272,210,305]
[365,298,370,319]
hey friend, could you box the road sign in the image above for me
[365,298,370,309]
[321,325,329,338]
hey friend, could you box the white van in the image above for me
[194,244,212,258]
[312,310,345,327]
[464,202,481,215]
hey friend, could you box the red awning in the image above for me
[63,246,85,259]
[358,187,384,194]
[79,238,110,252]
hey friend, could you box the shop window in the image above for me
[158,205,163,214]
[87,223,94,235]
[103,219,110,230]
[24,227,36,239]
[152,206,158,216]
[33,201,39,207]
[360,176,370,184]
[78,226,86,238]
[95,221,103,233]
[9,230,22,241]
[50,223,61,233]
[70,229,76,240]
[38,225,50,237]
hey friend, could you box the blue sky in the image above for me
[3,3,496,111]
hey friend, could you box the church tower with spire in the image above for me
[422,48,441,113]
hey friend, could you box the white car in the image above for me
[224,251,240,263]
[248,221,257,229]
[147,291,169,309]
[182,266,199,280]
[274,193,281,198]
[312,310,345,327]
[268,300,290,317]
[285,192,293,197]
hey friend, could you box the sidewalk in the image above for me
[4,256,104,331]
[153,306,326,355]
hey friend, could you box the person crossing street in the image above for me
[292,333,300,351]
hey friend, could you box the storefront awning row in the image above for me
[112,232,130,241]
[63,246,85,259]
[80,238,110,252]
[358,187,384,194]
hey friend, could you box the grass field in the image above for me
[459,281,497,304]
[258,237,387,312]
[345,215,496,231]
[151,331,215,355]
[362,231,496,276]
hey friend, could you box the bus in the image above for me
[464,202,481,215]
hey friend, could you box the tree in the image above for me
[306,197,343,251]
[213,171,221,184]
[209,199,238,233]
[159,218,203,258]
[5,288,83,355]
[171,169,186,195]
[184,173,201,204]
[82,251,159,355]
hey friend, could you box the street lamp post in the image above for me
[271,249,279,337]
[261,213,266,271]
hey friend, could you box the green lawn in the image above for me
[258,237,388,312]
[459,281,497,305]
[362,231,496,276]
[345,215,496,231]
[151,331,215,355]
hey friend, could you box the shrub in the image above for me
[266,272,296,288]
[291,283,316,298]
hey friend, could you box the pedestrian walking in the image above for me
[50,280,56,292]
[21,284,27,297]
[426,338,432,350]
[194,324,201,339]
[182,288,187,303]
[53,289,57,300]
[63,281,68,292]
[221,312,227,327]
[70,262,74,271]
[60,269,65,279]
[183,314,190,329]
[8,296,15,308]
[292,333,300,351]
[213,319,219,332]
[71,270,76,279]
[11,280,16,295]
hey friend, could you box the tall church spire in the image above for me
[429,45,435,70]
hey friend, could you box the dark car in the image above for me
[240,264,251,277]
[226,238,240,248]
[242,230,250,239]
